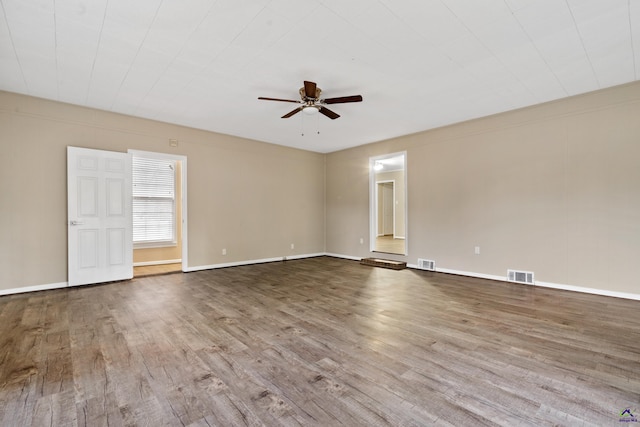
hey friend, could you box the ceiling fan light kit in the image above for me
[259,81,362,120]
[303,105,319,115]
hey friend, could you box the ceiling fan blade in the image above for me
[258,97,300,103]
[282,107,303,118]
[303,81,317,98]
[319,107,340,120]
[323,95,363,104]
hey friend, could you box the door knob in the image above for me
[70,220,84,226]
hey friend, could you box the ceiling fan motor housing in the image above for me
[300,87,321,100]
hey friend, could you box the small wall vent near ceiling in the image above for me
[507,269,534,285]
[417,259,436,271]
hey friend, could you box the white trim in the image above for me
[185,258,281,272]
[133,259,182,267]
[534,280,640,301]
[184,253,326,273]
[0,282,68,296]
[324,253,362,261]
[288,253,326,260]
[4,257,640,301]
[181,157,188,272]
[408,266,640,301]
[431,267,507,282]
[133,241,178,250]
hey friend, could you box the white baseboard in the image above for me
[533,280,640,301]
[6,256,639,301]
[432,267,507,283]
[324,253,362,262]
[133,259,182,267]
[287,252,326,261]
[184,253,326,273]
[0,281,68,296]
[411,266,640,301]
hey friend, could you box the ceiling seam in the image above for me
[316,0,394,72]
[0,0,29,93]
[109,0,165,110]
[243,3,321,77]
[133,0,223,118]
[376,0,488,95]
[377,0,531,119]
[437,0,538,108]
[223,0,273,46]
[564,0,600,88]
[630,0,638,80]
[84,0,110,105]
[161,0,275,120]
[504,0,569,98]
[53,0,59,99]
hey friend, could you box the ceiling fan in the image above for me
[258,80,362,120]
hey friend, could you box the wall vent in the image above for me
[417,259,436,271]
[507,269,534,284]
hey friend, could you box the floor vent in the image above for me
[417,259,436,271]
[360,258,407,270]
[507,269,534,284]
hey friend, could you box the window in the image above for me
[132,156,176,247]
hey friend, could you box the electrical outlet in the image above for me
[222,248,227,255]
[360,237,364,245]
[290,243,294,250]
[474,246,480,255]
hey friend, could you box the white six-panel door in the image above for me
[67,147,133,286]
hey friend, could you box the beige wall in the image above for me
[2,81,640,297]
[0,91,325,291]
[326,81,640,296]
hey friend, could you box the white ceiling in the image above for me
[1,0,638,153]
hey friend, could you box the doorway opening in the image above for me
[129,150,188,277]
[370,152,407,255]
[376,180,404,253]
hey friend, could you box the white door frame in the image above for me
[129,150,188,272]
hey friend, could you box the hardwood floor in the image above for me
[1,256,639,426]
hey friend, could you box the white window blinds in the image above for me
[132,156,176,246]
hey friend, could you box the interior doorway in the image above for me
[128,150,188,277]
[370,152,407,255]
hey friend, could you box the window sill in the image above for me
[134,241,177,250]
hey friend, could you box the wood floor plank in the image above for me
[1,256,640,426]
[31,390,77,427]
[75,392,124,427]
